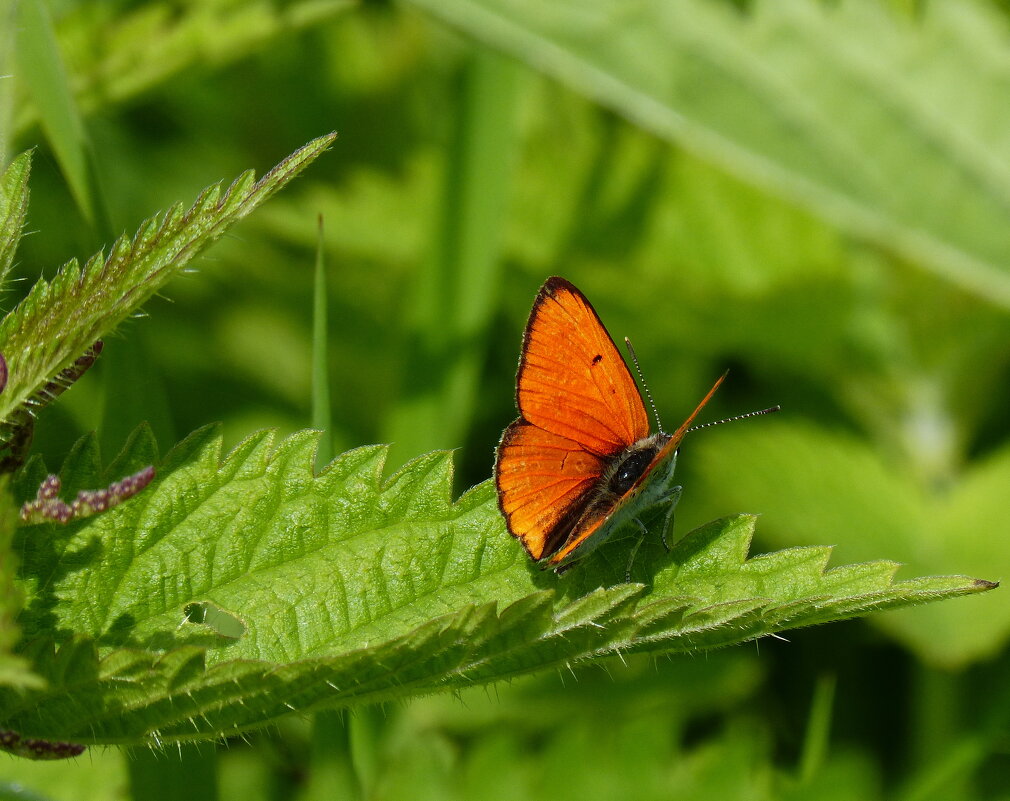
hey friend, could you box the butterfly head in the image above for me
[601,433,673,500]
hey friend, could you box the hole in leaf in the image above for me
[182,601,246,640]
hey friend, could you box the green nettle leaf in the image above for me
[0,133,336,433]
[405,0,1010,307]
[0,152,32,288]
[0,478,44,691]
[2,426,992,747]
[692,421,1010,668]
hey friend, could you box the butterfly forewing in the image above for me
[516,277,649,456]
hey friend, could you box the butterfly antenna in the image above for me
[687,405,781,433]
[624,337,664,432]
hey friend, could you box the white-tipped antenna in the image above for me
[624,337,665,432]
[687,405,781,433]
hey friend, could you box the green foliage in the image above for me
[0,152,32,286]
[407,0,1010,307]
[0,743,124,800]
[382,50,522,469]
[10,0,356,142]
[16,0,110,236]
[0,135,335,432]
[1,0,1009,796]
[692,421,1010,668]
[0,478,43,691]
[2,425,990,746]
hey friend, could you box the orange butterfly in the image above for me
[494,276,730,575]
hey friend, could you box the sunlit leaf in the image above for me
[406,0,1010,306]
[3,426,990,745]
[692,420,1009,667]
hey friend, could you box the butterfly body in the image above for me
[547,435,684,571]
[495,277,724,573]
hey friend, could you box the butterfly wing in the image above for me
[495,420,606,559]
[515,277,649,456]
[496,277,650,559]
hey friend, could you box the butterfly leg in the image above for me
[662,511,674,551]
[625,519,649,582]
[659,485,682,551]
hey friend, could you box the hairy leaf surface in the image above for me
[0,134,335,430]
[3,427,992,745]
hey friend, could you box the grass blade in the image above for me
[16,0,112,239]
[383,48,522,468]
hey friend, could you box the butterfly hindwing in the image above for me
[495,419,606,559]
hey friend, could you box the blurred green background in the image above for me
[3,0,1010,798]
